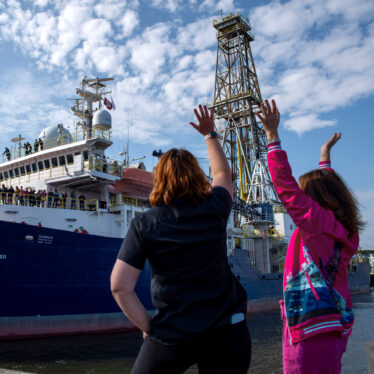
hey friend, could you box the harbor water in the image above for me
[0,291,373,374]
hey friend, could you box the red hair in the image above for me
[149,148,211,207]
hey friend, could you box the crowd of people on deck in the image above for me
[2,138,45,161]
[0,185,87,210]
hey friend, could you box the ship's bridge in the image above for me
[0,125,120,194]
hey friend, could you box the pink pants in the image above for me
[282,319,348,374]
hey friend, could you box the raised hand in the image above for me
[189,104,215,136]
[255,99,280,142]
[320,132,341,162]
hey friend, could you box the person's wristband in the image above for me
[267,138,281,145]
[204,131,217,140]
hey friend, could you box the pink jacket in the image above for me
[267,141,359,344]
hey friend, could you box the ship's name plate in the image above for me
[37,235,54,244]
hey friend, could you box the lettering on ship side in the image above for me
[37,235,54,245]
[0,254,6,260]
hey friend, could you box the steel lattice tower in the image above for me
[210,12,279,210]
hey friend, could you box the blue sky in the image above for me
[0,0,373,249]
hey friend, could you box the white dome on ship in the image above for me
[38,124,73,149]
[93,109,112,130]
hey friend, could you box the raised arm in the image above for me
[189,104,233,198]
[256,100,343,236]
[319,132,341,170]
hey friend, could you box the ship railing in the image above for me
[108,195,140,211]
[0,157,122,184]
[1,128,112,163]
[88,158,122,177]
[0,194,104,212]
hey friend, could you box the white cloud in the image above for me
[252,0,374,135]
[1,0,373,146]
[0,70,74,141]
[177,17,216,51]
[151,0,183,13]
[126,23,174,85]
[82,18,113,45]
[118,10,139,37]
[200,0,234,12]
[284,114,336,136]
[0,13,9,24]
[34,0,49,8]
[94,1,134,21]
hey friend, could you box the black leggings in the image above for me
[131,320,251,374]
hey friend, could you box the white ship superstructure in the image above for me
[0,77,150,238]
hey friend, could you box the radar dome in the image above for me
[38,124,73,150]
[93,109,112,130]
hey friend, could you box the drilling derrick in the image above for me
[211,12,279,226]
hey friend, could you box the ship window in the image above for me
[31,163,37,172]
[44,159,50,169]
[59,156,66,165]
[3,171,8,179]
[83,151,88,161]
[14,168,19,177]
[51,157,58,167]
[67,154,73,164]
[26,165,31,174]
[0,173,3,181]
[38,161,44,171]
[20,166,25,176]
[9,169,13,178]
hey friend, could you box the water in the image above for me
[0,291,373,374]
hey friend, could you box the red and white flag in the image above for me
[104,97,112,110]
[110,96,116,110]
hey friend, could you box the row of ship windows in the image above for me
[0,151,89,181]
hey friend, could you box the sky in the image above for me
[0,0,373,249]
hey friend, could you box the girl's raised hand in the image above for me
[320,132,341,162]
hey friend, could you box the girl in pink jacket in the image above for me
[256,100,364,374]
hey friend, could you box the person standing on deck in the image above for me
[3,147,11,161]
[1,185,7,204]
[78,194,86,210]
[111,104,251,374]
[8,186,14,205]
[256,99,365,374]
[70,190,76,210]
[34,139,39,153]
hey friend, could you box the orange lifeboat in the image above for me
[109,168,153,201]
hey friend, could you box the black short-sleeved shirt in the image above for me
[117,186,247,344]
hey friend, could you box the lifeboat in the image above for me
[110,168,153,201]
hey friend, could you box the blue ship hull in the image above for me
[0,221,153,318]
[0,222,370,339]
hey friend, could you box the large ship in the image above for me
[1,11,371,339]
[0,76,370,340]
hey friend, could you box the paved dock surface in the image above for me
[0,291,372,374]
[0,370,36,374]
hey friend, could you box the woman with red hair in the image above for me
[111,105,251,374]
